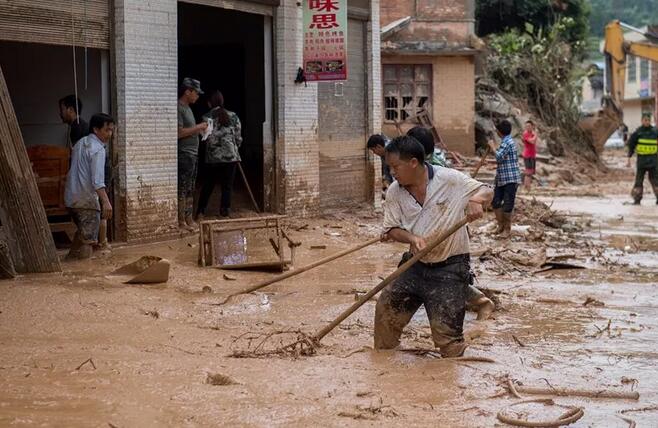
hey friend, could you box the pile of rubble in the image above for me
[475,78,606,189]
[475,78,564,155]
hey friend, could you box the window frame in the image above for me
[640,58,650,82]
[628,55,637,83]
[382,64,432,124]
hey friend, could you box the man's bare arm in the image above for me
[177,122,208,139]
[385,228,427,254]
[96,188,113,220]
[469,186,493,206]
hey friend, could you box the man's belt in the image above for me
[418,253,470,268]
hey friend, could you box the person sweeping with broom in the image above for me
[375,136,493,357]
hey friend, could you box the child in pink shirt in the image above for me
[522,120,537,191]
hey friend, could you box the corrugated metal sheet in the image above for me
[318,19,367,209]
[0,1,110,49]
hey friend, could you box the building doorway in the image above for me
[0,41,111,245]
[178,2,272,215]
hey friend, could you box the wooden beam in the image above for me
[0,65,61,273]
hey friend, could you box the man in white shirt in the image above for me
[64,113,114,259]
[376,136,493,357]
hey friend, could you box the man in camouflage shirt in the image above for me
[177,78,208,231]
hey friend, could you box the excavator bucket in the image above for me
[578,96,623,153]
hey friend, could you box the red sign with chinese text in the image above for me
[303,0,347,81]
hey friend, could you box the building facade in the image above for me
[379,0,479,155]
[0,0,381,243]
[606,27,656,131]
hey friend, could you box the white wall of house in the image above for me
[0,42,107,148]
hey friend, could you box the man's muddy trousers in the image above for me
[374,254,470,355]
[396,251,484,303]
[178,151,198,220]
[631,155,658,203]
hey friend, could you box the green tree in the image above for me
[477,0,591,51]
[589,0,658,38]
[486,16,596,157]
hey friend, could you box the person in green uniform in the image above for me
[177,78,208,231]
[627,113,658,205]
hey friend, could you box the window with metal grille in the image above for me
[628,55,637,83]
[640,58,649,81]
[383,64,431,123]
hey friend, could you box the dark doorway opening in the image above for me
[0,41,111,246]
[178,3,266,215]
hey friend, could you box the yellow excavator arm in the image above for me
[581,21,658,152]
[604,20,658,104]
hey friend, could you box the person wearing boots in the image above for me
[64,114,115,259]
[177,78,208,231]
[627,113,658,205]
[196,91,242,219]
[488,120,521,239]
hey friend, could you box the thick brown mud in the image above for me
[1,163,658,426]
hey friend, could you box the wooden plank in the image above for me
[0,1,110,49]
[0,238,16,279]
[199,214,285,225]
[215,261,288,271]
[0,65,61,273]
[199,223,207,268]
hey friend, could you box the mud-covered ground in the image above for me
[1,151,657,427]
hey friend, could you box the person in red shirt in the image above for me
[522,120,538,191]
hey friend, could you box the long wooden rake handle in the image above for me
[237,161,261,214]
[216,236,382,305]
[312,218,469,342]
[471,144,492,178]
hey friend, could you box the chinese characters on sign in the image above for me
[303,0,347,81]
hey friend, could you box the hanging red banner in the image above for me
[303,0,348,82]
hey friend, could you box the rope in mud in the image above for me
[496,398,584,427]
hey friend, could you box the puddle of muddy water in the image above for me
[3,198,658,427]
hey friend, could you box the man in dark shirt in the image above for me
[59,95,89,148]
[627,113,658,205]
[367,134,393,186]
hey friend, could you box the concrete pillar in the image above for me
[113,0,179,242]
[367,0,383,209]
[275,0,320,216]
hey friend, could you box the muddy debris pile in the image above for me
[514,198,567,230]
[475,78,564,157]
[475,78,603,189]
[470,198,618,277]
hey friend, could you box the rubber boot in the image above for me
[66,234,83,260]
[440,341,468,358]
[493,208,504,234]
[631,187,643,205]
[178,198,194,232]
[497,212,513,239]
[185,214,198,231]
[185,197,198,228]
[96,219,111,250]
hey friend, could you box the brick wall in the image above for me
[434,56,475,155]
[112,0,380,236]
[275,0,321,216]
[381,0,473,27]
[318,19,368,209]
[367,0,383,209]
[380,1,415,28]
[113,0,179,242]
[381,55,475,155]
